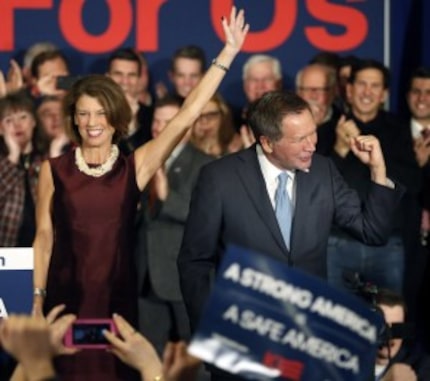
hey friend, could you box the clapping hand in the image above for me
[413,132,430,167]
[334,115,361,157]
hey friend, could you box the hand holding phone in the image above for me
[64,319,117,349]
[56,75,80,90]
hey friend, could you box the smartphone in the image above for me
[56,75,81,90]
[64,319,117,349]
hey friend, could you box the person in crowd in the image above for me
[337,55,360,112]
[106,48,153,154]
[0,306,201,381]
[327,59,422,297]
[309,51,341,74]
[295,63,341,155]
[240,54,282,121]
[0,304,77,381]
[374,289,430,381]
[405,66,430,350]
[31,8,248,381]
[242,54,282,105]
[36,95,72,157]
[167,45,207,100]
[178,90,404,381]
[238,54,283,148]
[191,92,239,157]
[0,91,45,247]
[135,50,153,107]
[105,313,202,381]
[134,95,213,355]
[21,41,58,85]
[0,59,24,97]
[29,49,70,98]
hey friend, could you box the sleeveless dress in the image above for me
[44,148,140,381]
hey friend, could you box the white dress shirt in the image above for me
[256,145,296,211]
[411,118,426,140]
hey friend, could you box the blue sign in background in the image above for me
[0,270,33,315]
[190,245,384,381]
[0,1,428,117]
[0,1,385,111]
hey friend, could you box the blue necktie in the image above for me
[275,172,293,249]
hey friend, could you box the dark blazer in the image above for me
[135,142,213,301]
[177,145,405,330]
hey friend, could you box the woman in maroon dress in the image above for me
[31,8,248,381]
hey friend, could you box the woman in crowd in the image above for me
[190,92,241,157]
[36,95,72,157]
[32,7,248,381]
[0,91,44,247]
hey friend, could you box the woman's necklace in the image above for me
[75,145,119,177]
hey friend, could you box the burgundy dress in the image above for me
[45,149,140,381]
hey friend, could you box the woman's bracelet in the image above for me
[212,59,229,73]
[34,287,47,298]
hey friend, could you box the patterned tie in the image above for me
[275,172,293,249]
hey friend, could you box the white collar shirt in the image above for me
[256,144,296,210]
[411,118,430,140]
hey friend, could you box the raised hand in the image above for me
[162,341,201,381]
[45,304,78,356]
[350,135,388,185]
[0,71,7,97]
[6,59,24,93]
[222,7,249,55]
[1,119,21,164]
[104,313,163,381]
[239,124,256,148]
[0,315,55,375]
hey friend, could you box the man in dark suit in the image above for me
[135,95,213,355]
[106,48,153,154]
[177,91,404,381]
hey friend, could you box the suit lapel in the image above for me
[167,144,191,185]
[292,167,319,252]
[236,146,287,252]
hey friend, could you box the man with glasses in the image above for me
[238,54,283,147]
[296,63,341,155]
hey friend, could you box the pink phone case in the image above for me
[64,318,117,349]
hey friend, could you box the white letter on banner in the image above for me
[223,263,240,282]
[0,298,8,318]
[223,304,239,323]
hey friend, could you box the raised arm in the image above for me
[32,160,55,316]
[134,7,249,190]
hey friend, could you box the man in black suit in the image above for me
[135,95,213,355]
[177,90,404,381]
[106,48,153,154]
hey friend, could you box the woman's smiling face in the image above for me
[74,94,115,148]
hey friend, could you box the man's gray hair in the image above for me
[242,54,282,81]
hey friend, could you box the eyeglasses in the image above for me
[246,77,277,85]
[196,110,221,123]
[298,87,330,95]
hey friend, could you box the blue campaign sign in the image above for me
[189,245,384,381]
[0,248,33,318]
